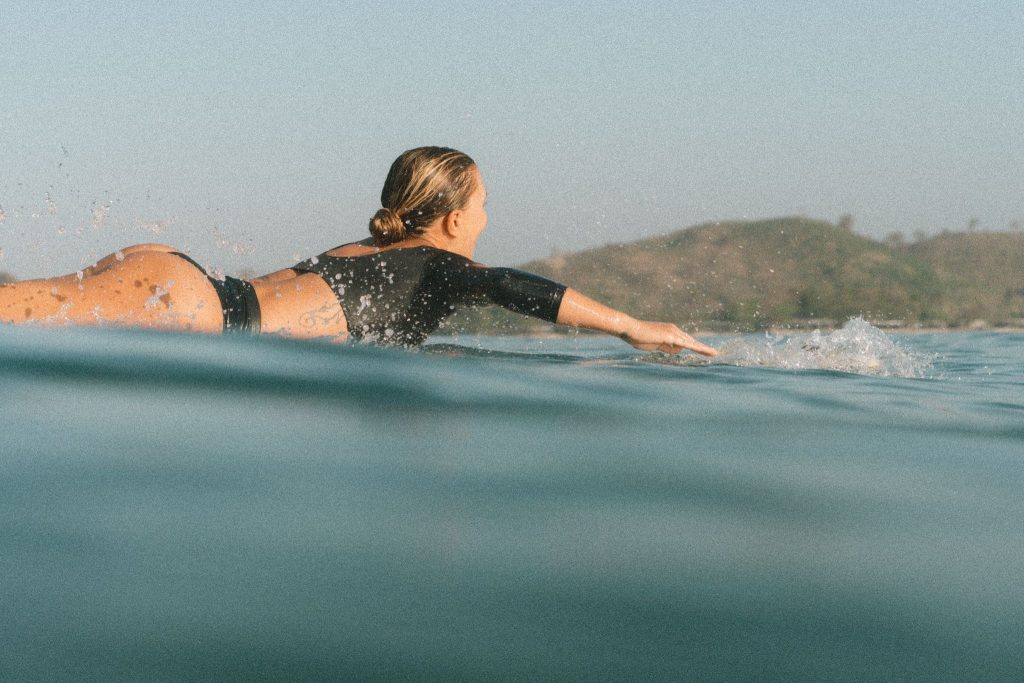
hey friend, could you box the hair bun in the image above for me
[369,207,406,246]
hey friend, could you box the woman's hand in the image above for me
[621,319,718,356]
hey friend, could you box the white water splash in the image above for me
[144,281,175,310]
[91,204,110,229]
[141,220,169,235]
[716,317,934,378]
[210,225,256,256]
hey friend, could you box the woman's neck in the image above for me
[392,230,476,259]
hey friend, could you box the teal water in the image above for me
[1,322,1022,680]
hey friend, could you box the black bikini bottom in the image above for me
[171,252,261,334]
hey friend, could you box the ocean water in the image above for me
[1,320,1022,681]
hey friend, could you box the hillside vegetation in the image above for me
[442,217,1024,334]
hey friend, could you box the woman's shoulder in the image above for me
[322,239,377,258]
[320,242,472,264]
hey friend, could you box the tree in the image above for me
[884,232,906,247]
[837,214,854,232]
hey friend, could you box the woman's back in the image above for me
[291,246,565,346]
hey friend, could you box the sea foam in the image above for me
[715,317,934,378]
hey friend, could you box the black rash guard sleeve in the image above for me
[458,266,566,322]
[429,254,566,323]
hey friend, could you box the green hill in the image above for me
[442,217,1024,334]
[904,231,1024,325]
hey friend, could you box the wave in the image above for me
[0,322,1021,680]
[713,317,934,378]
[426,318,934,378]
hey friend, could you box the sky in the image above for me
[1,1,1022,278]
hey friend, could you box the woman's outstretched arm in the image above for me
[555,288,717,356]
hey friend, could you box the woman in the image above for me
[0,147,716,356]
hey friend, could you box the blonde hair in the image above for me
[369,147,478,246]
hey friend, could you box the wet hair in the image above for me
[369,146,478,246]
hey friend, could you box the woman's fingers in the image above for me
[627,322,718,357]
[665,325,718,357]
[681,336,718,357]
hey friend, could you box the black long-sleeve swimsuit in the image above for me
[290,246,566,346]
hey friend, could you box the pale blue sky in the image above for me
[2,1,1021,277]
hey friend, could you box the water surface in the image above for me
[1,322,1021,680]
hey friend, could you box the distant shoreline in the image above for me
[439,319,1024,341]
[769,323,1024,336]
